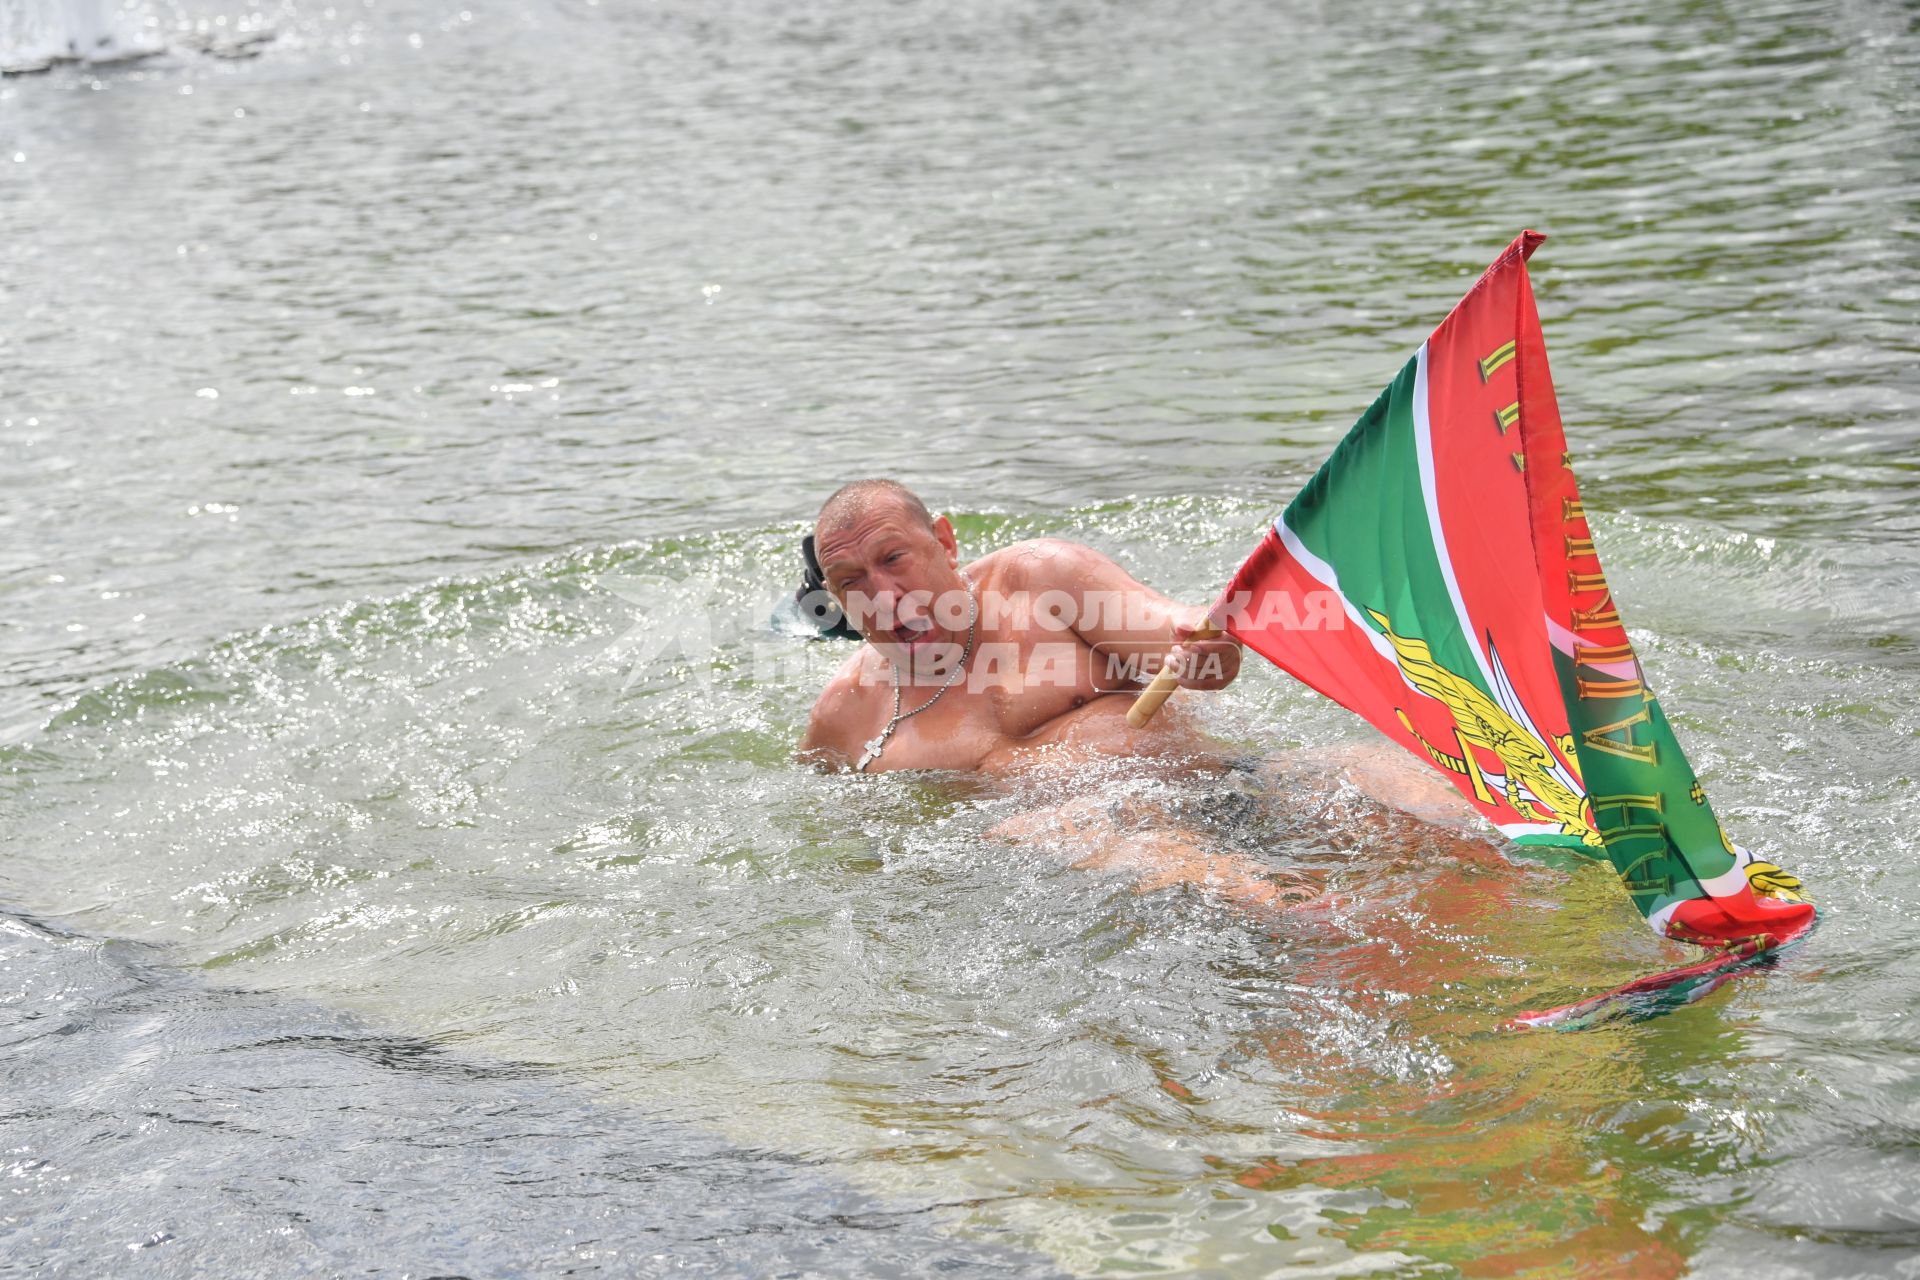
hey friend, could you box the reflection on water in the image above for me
[3,0,1918,1274]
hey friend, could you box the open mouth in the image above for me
[889,617,939,650]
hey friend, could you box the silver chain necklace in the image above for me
[855,585,978,773]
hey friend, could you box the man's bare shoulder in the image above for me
[971,537,1110,590]
[799,647,884,764]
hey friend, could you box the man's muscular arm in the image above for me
[1001,538,1241,691]
[797,667,866,768]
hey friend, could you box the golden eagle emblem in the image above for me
[1366,608,1602,849]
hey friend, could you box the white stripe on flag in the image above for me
[1410,342,1499,694]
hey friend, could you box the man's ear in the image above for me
[932,515,958,563]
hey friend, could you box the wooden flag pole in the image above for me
[1125,622,1222,729]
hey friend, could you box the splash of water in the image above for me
[0,0,159,73]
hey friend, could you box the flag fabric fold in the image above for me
[1216,232,1814,1021]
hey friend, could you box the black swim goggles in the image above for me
[786,534,863,642]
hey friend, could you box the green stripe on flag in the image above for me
[1283,350,1493,700]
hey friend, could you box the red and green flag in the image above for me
[1217,231,1815,1023]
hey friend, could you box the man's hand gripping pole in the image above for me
[1125,621,1223,729]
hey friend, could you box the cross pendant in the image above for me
[856,734,886,772]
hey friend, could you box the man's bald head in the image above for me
[814,479,935,545]
[811,480,962,634]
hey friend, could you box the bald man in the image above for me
[797,479,1242,775]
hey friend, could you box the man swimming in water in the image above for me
[798,480,1483,911]
[797,478,1240,775]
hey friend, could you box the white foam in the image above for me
[1,0,159,74]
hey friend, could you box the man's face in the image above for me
[816,507,965,651]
